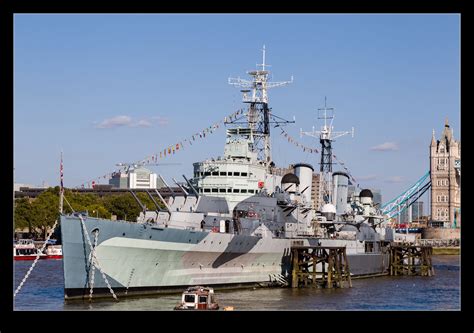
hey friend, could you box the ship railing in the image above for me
[417,239,460,247]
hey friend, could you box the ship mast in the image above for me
[228,45,293,169]
[300,97,354,206]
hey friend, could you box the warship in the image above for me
[60,47,394,300]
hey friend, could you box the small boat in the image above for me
[174,286,219,310]
[45,244,63,259]
[13,239,47,261]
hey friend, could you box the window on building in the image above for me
[440,147,445,153]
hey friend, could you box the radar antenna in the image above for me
[300,97,354,206]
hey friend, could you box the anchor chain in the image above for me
[78,214,118,301]
[88,230,99,302]
[14,219,59,298]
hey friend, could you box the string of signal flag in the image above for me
[77,109,245,188]
[76,109,359,189]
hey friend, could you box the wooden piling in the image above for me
[290,246,351,289]
[389,244,434,276]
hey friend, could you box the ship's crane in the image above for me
[116,162,181,173]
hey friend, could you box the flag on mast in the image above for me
[59,151,64,214]
[60,152,64,191]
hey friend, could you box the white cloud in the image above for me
[95,116,164,129]
[386,176,404,183]
[96,115,133,129]
[133,119,153,127]
[370,142,399,152]
[151,116,170,126]
[357,174,377,181]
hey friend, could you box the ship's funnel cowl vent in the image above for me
[321,203,337,221]
[359,189,373,205]
[281,173,299,193]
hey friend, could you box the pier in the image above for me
[290,246,352,289]
[389,244,434,276]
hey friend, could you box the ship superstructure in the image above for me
[60,47,393,300]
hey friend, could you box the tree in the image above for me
[86,204,111,219]
[102,194,142,221]
[14,198,34,232]
[30,189,60,239]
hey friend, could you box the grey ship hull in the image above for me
[61,215,389,300]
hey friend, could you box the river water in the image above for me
[13,255,460,311]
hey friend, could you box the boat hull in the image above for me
[14,255,47,261]
[61,215,389,300]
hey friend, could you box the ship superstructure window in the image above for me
[184,295,195,303]
[241,189,247,193]
[212,172,219,176]
[233,189,240,193]
[219,188,226,193]
[234,172,240,176]
[248,189,255,194]
[204,188,210,193]
[212,188,218,193]
[241,172,248,177]
[204,172,211,176]
[220,172,226,176]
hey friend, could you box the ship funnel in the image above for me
[332,172,350,215]
[293,163,314,205]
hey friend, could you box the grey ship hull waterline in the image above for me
[61,47,393,300]
[61,215,390,299]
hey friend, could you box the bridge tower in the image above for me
[430,118,461,227]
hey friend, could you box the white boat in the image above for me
[13,239,47,261]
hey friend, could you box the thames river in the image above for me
[13,255,460,311]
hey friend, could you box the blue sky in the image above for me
[14,14,460,208]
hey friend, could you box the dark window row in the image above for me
[200,188,257,194]
[194,171,248,177]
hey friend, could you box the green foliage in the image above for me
[14,198,33,230]
[102,194,142,221]
[86,204,111,219]
[14,188,163,230]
